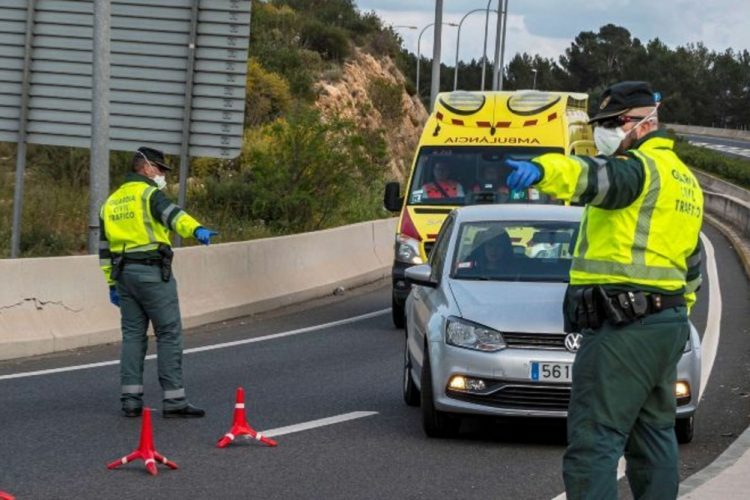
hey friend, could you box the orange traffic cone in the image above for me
[0,491,15,500]
[107,407,178,476]
[217,387,277,448]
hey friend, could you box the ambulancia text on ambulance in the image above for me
[384,90,596,328]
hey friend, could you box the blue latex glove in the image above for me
[109,286,120,307]
[505,159,541,191]
[194,227,218,246]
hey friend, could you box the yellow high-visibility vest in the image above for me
[569,137,703,293]
[101,181,200,253]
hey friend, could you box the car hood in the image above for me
[448,279,567,334]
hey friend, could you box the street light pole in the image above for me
[454,8,497,91]
[416,23,433,102]
[416,21,457,102]
[429,0,444,111]
[492,0,509,90]
[531,68,538,90]
[498,0,509,90]
[481,0,494,91]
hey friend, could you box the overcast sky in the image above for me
[355,0,750,65]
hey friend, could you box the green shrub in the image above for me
[673,137,750,189]
[238,107,388,232]
[368,77,404,123]
[299,18,352,62]
[245,59,292,127]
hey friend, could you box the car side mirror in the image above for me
[384,181,403,212]
[405,264,437,288]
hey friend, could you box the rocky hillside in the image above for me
[315,48,428,181]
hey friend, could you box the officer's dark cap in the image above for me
[135,146,171,171]
[589,81,657,124]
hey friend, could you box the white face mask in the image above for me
[137,151,167,190]
[594,126,627,156]
[153,174,167,190]
[594,108,659,156]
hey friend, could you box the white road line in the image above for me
[689,140,750,159]
[0,308,389,381]
[551,232,722,499]
[698,232,722,397]
[261,411,378,438]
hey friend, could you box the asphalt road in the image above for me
[0,225,748,500]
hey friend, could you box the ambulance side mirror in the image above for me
[384,182,403,212]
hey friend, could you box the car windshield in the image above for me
[407,146,564,206]
[451,220,578,282]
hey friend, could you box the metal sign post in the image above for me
[88,0,110,254]
[9,0,35,258]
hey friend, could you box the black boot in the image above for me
[163,404,205,418]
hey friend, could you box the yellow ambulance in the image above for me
[384,90,596,327]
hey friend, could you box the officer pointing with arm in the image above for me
[505,82,703,500]
[99,147,217,418]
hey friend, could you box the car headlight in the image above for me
[446,317,506,352]
[395,235,424,264]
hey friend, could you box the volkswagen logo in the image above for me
[564,333,583,353]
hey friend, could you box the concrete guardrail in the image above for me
[667,123,750,142]
[0,218,397,361]
[690,170,750,278]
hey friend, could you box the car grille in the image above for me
[449,382,571,412]
[503,332,566,350]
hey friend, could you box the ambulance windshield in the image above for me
[407,146,564,206]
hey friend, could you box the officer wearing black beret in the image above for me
[99,146,218,418]
[504,82,704,499]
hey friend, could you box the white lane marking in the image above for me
[551,232,722,499]
[261,411,378,438]
[183,309,388,355]
[689,140,750,159]
[0,309,389,381]
[698,232,722,397]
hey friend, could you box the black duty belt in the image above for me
[568,287,686,331]
[645,293,686,314]
[123,258,162,266]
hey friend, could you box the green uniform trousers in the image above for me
[116,263,188,411]
[563,307,690,500]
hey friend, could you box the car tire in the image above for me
[392,294,405,329]
[676,416,694,444]
[403,331,420,407]
[420,347,460,438]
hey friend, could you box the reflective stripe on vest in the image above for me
[570,142,703,291]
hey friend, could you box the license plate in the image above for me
[530,362,572,382]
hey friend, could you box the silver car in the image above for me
[403,204,701,442]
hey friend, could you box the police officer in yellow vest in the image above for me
[504,81,703,500]
[99,147,217,418]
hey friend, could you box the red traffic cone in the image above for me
[0,491,15,500]
[107,407,178,476]
[217,387,277,448]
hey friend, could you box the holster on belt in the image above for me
[110,253,125,282]
[157,244,174,282]
[565,286,663,331]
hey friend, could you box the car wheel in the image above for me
[392,294,405,329]
[403,331,420,407]
[676,416,694,444]
[420,346,461,438]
